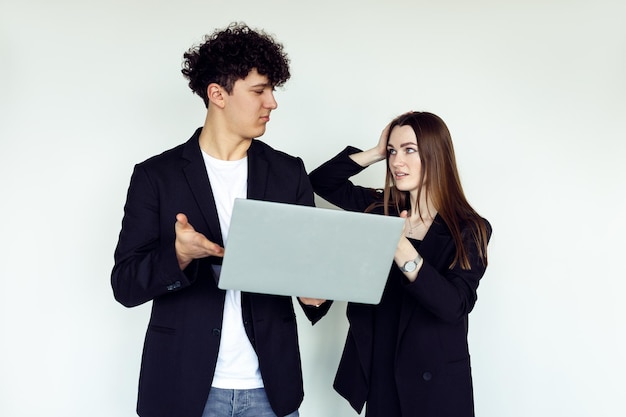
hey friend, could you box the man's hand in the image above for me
[175,213,224,270]
[299,297,326,307]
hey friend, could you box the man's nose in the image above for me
[265,92,278,109]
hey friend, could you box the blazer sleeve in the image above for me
[292,156,335,324]
[309,146,382,213]
[111,163,195,308]
[293,156,316,208]
[404,221,492,323]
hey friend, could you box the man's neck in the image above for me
[198,116,251,161]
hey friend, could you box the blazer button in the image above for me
[166,281,181,291]
[212,328,221,336]
[422,372,432,381]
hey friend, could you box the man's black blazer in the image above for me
[112,128,326,417]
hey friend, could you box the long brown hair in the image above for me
[374,112,489,270]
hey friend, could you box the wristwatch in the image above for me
[400,254,422,273]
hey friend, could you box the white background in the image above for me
[1,1,625,416]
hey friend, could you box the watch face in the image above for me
[403,260,417,272]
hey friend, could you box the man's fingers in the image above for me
[175,213,189,227]
[204,239,225,257]
[299,297,326,307]
[175,213,224,257]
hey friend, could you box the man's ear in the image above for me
[207,83,226,108]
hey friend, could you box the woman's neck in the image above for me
[408,191,436,220]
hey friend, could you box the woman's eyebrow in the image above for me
[389,142,417,148]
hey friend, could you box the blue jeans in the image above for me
[202,387,299,417]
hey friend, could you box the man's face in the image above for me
[223,68,278,140]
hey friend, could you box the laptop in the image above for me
[217,198,405,304]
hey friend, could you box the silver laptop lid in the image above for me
[218,199,404,304]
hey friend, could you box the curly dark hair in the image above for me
[181,22,291,107]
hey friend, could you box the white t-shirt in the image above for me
[202,150,264,389]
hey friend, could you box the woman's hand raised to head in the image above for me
[375,121,392,159]
[348,122,391,167]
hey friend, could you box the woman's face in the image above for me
[387,125,423,193]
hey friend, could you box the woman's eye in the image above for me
[406,148,417,154]
[387,149,396,155]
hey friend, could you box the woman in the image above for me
[309,111,491,417]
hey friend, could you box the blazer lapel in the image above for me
[397,215,452,340]
[246,140,269,200]
[181,129,224,247]
[416,215,453,269]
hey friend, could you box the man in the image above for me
[112,23,328,417]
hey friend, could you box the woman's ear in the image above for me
[207,83,226,108]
